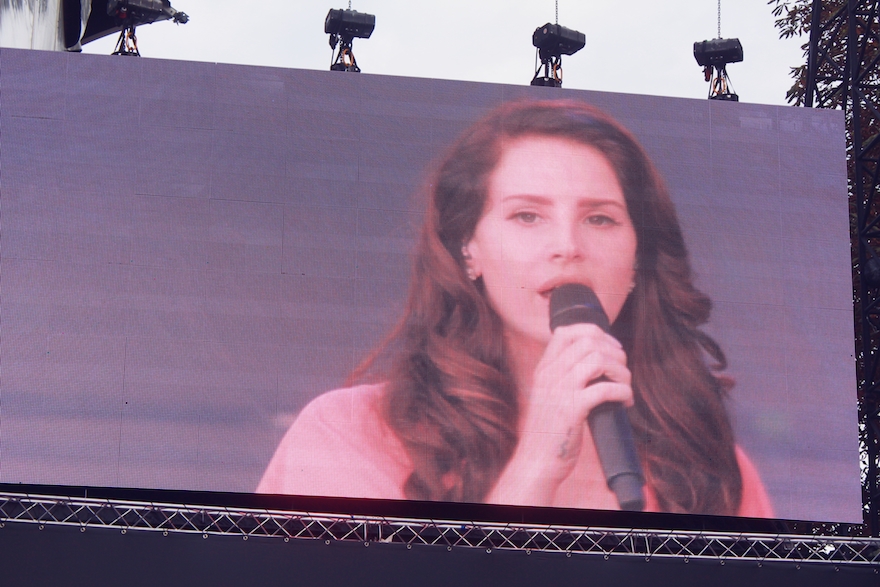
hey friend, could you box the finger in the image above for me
[540,326,622,374]
[544,339,631,386]
[580,349,631,385]
[577,381,635,415]
[520,379,634,434]
[551,322,623,348]
[552,323,623,349]
[543,323,614,359]
[554,352,632,393]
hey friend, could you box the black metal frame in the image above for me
[705,63,739,101]
[805,0,880,536]
[2,492,878,565]
[112,24,140,56]
[329,35,361,73]
[531,51,564,87]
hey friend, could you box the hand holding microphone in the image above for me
[486,283,643,509]
[549,284,645,511]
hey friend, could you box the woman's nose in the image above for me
[550,221,586,262]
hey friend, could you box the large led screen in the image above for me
[0,48,860,522]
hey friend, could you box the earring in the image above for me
[461,245,477,281]
[629,261,638,294]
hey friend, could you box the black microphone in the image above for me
[549,283,645,511]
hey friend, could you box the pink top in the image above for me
[258,384,774,517]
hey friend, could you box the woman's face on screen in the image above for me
[464,135,638,346]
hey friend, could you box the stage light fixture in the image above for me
[530,23,585,88]
[325,8,375,40]
[693,37,743,101]
[107,0,189,25]
[694,38,743,67]
[325,8,375,73]
[533,23,585,57]
[105,0,188,56]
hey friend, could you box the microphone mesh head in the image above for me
[548,284,609,332]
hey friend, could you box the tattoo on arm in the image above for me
[557,427,574,459]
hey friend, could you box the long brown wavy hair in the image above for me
[352,100,742,515]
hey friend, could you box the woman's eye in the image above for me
[514,212,539,224]
[587,214,616,226]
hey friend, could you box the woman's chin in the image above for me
[503,326,552,353]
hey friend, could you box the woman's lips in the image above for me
[538,279,590,299]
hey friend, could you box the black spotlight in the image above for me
[693,37,743,101]
[80,0,189,56]
[531,23,585,88]
[325,8,375,73]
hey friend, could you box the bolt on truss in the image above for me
[803,0,880,536]
[1,492,879,566]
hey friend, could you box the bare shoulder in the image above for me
[257,383,411,499]
[297,383,386,426]
[735,446,775,518]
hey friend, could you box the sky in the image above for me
[81,0,806,107]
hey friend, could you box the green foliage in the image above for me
[769,0,813,38]
[768,0,849,106]
[770,2,880,534]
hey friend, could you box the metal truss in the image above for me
[1,492,879,566]
[805,0,880,536]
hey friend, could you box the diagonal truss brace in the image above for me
[1,492,879,566]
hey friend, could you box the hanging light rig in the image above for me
[693,1,742,101]
[693,38,743,101]
[530,22,585,87]
[325,7,375,73]
[107,0,188,57]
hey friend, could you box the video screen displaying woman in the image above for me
[258,100,773,516]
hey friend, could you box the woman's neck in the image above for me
[503,329,548,408]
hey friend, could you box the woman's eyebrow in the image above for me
[577,199,627,210]
[500,194,554,205]
[500,195,626,209]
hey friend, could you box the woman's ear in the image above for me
[461,243,481,281]
[628,259,638,293]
